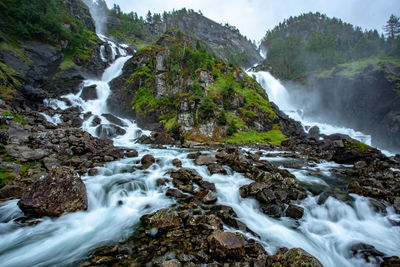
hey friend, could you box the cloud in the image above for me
[104,0,399,41]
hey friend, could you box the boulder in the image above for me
[285,204,304,219]
[194,190,218,204]
[350,243,384,261]
[140,154,155,169]
[208,232,246,260]
[80,85,98,101]
[140,208,183,232]
[102,113,127,127]
[381,256,400,267]
[161,259,182,267]
[172,158,182,168]
[195,155,217,166]
[207,163,227,175]
[17,167,88,217]
[168,168,202,182]
[151,132,175,145]
[5,145,48,162]
[125,149,138,158]
[95,124,126,138]
[283,248,322,267]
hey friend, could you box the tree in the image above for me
[146,10,152,23]
[384,14,400,39]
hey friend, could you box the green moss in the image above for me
[0,61,23,87]
[226,112,246,129]
[131,86,157,113]
[0,123,8,129]
[217,110,227,125]
[13,114,27,125]
[0,42,31,63]
[344,140,372,152]
[239,108,258,119]
[59,57,76,71]
[0,167,15,188]
[160,110,178,131]
[225,125,286,145]
[20,161,39,175]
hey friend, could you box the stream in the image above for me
[0,38,399,267]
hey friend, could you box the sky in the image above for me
[104,0,400,42]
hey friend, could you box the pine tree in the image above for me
[384,14,400,39]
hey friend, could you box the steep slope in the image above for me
[87,1,261,68]
[108,30,304,144]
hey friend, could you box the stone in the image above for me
[195,155,217,166]
[172,158,182,168]
[17,167,88,217]
[285,204,304,219]
[350,243,385,260]
[308,126,320,139]
[140,208,183,232]
[91,116,101,126]
[208,232,246,260]
[5,145,48,162]
[283,248,323,267]
[166,188,188,199]
[260,204,283,218]
[161,259,182,267]
[381,256,400,267]
[80,85,98,101]
[42,156,61,171]
[101,113,127,127]
[207,163,227,175]
[150,132,176,145]
[194,190,218,204]
[95,124,126,138]
[140,154,155,169]
[125,149,138,158]
[196,180,216,191]
[88,168,98,176]
[168,169,202,182]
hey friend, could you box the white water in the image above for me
[248,71,373,146]
[0,37,399,267]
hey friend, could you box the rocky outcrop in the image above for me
[17,167,88,217]
[303,61,400,152]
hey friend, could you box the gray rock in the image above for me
[18,167,88,217]
[6,145,48,162]
[285,204,304,219]
[101,113,127,127]
[80,85,98,101]
[194,155,217,166]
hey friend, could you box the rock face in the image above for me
[304,62,400,152]
[18,167,88,217]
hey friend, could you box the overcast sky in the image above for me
[104,0,399,42]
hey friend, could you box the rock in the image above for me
[283,248,323,267]
[195,155,217,166]
[196,180,216,191]
[125,149,138,158]
[80,85,98,101]
[260,203,283,218]
[308,126,320,139]
[91,116,101,126]
[156,178,170,186]
[101,113,127,127]
[166,188,189,199]
[161,259,182,267]
[5,145,48,162]
[285,204,304,219]
[381,256,400,267]
[140,208,183,232]
[0,184,25,199]
[88,168,98,176]
[215,150,226,159]
[42,156,61,171]
[17,167,88,217]
[172,158,182,168]
[194,190,218,204]
[168,168,202,182]
[350,243,385,260]
[140,154,155,169]
[207,163,227,175]
[0,129,8,144]
[95,124,126,138]
[354,161,367,169]
[208,232,246,260]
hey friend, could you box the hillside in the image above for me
[107,29,304,144]
[86,1,261,68]
[260,12,398,80]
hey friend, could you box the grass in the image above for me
[0,167,15,188]
[344,140,372,152]
[59,57,76,71]
[226,112,246,129]
[0,42,31,63]
[225,125,286,145]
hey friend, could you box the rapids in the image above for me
[0,38,399,267]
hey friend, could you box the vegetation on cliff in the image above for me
[109,30,289,144]
[261,12,400,80]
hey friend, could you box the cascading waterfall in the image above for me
[248,71,373,146]
[0,35,399,267]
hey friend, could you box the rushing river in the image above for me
[0,38,399,267]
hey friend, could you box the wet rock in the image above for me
[381,256,400,267]
[187,152,201,159]
[282,248,322,267]
[285,204,304,219]
[125,149,138,158]
[350,243,385,261]
[168,168,202,182]
[17,167,88,217]
[0,184,25,199]
[88,168,98,176]
[196,180,216,191]
[161,259,182,267]
[308,126,320,139]
[101,113,127,127]
[195,155,217,166]
[151,132,176,145]
[194,190,218,204]
[91,116,101,126]
[95,124,126,138]
[260,203,283,218]
[5,145,48,162]
[207,163,227,175]
[166,188,189,199]
[215,150,226,159]
[156,178,170,186]
[208,232,246,260]
[140,208,183,232]
[172,158,182,168]
[140,154,155,169]
[80,85,98,101]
